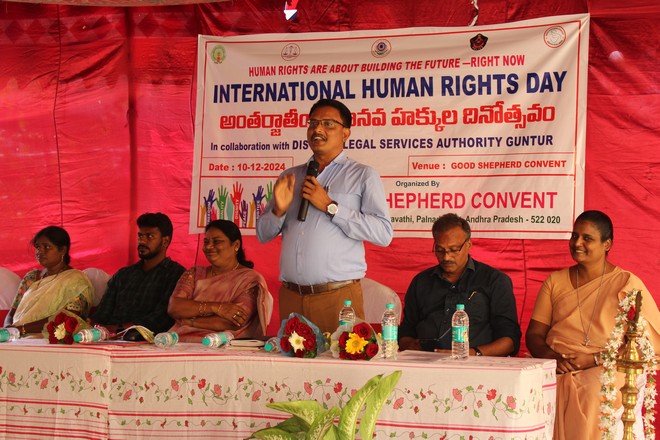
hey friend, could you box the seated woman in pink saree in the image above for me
[526,211,660,440]
[167,220,271,341]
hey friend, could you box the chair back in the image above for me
[361,278,402,324]
[0,268,21,324]
[0,267,21,310]
[83,268,110,307]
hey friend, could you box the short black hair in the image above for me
[309,99,352,128]
[431,213,471,238]
[575,210,613,242]
[137,212,174,239]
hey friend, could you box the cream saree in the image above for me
[12,269,94,327]
[169,266,271,340]
[532,266,660,440]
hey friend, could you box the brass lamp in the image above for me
[616,290,646,440]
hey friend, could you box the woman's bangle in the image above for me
[593,353,600,366]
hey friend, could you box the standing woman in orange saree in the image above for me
[526,210,660,439]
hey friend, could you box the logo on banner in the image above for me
[281,43,301,61]
[211,45,226,64]
[371,39,391,58]
[544,26,566,48]
[469,33,488,51]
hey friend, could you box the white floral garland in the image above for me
[598,289,657,440]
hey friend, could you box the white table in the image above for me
[0,340,556,439]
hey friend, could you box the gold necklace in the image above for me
[575,260,607,346]
[210,262,240,277]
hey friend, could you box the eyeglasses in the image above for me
[307,119,346,129]
[432,238,470,257]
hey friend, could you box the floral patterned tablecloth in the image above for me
[0,340,556,439]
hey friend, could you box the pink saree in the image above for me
[169,266,271,340]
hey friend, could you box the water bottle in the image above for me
[74,327,110,343]
[202,331,234,348]
[338,299,356,327]
[381,303,398,359]
[0,327,20,342]
[451,304,469,360]
[263,336,281,352]
[154,331,179,347]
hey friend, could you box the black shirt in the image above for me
[399,256,521,355]
[91,257,185,333]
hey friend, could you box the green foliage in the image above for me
[249,371,401,440]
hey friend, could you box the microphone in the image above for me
[297,160,320,221]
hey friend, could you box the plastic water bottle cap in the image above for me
[202,337,211,347]
[386,303,394,309]
[456,304,465,310]
[264,342,274,351]
[343,300,352,306]
[73,333,82,342]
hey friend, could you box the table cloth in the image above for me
[0,340,556,439]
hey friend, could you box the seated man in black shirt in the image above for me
[91,212,185,338]
[399,213,521,356]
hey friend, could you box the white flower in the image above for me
[54,323,67,340]
[288,331,306,352]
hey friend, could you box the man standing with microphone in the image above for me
[257,99,393,333]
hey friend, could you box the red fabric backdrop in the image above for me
[0,0,658,352]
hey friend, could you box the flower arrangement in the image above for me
[44,310,89,345]
[598,289,657,440]
[276,313,327,358]
[330,320,381,361]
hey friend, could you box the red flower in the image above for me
[198,378,207,389]
[123,390,132,400]
[252,390,261,401]
[334,382,343,393]
[64,317,77,333]
[339,331,349,348]
[302,335,316,351]
[486,389,497,400]
[365,343,379,359]
[626,306,636,322]
[63,335,74,344]
[353,323,370,339]
[280,336,291,352]
[285,316,300,334]
[294,349,305,358]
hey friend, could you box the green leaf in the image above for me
[250,427,302,439]
[305,407,340,440]
[358,371,401,440]
[272,416,311,433]
[337,373,384,440]
[267,400,325,425]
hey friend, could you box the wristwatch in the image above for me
[473,346,483,356]
[326,201,339,217]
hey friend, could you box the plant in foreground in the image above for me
[249,370,402,440]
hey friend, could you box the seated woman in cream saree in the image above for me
[4,226,94,335]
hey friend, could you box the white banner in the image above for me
[191,14,589,238]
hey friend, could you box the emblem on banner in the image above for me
[469,33,488,51]
[281,43,301,61]
[211,45,226,64]
[371,39,391,58]
[544,26,566,48]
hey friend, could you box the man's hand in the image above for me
[271,174,295,217]
[302,176,332,213]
